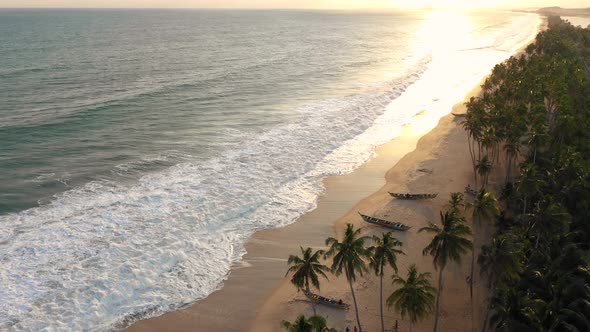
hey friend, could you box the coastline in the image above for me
[126,18,547,332]
[127,85,479,332]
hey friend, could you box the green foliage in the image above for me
[387,264,436,325]
[286,247,330,292]
[463,18,590,332]
[420,210,473,270]
[369,232,404,276]
[325,223,370,281]
[281,314,338,332]
[324,223,370,332]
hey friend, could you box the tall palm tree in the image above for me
[387,264,437,332]
[369,232,404,332]
[420,211,473,332]
[325,223,370,332]
[281,314,337,332]
[478,235,523,332]
[469,189,499,300]
[476,155,493,188]
[286,247,330,293]
[503,136,521,183]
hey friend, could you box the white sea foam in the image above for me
[0,12,541,331]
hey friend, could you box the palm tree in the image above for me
[325,223,370,332]
[448,192,465,214]
[286,247,330,293]
[503,136,521,183]
[476,155,493,187]
[420,211,473,332]
[281,314,337,332]
[369,232,404,332]
[478,235,523,332]
[387,264,437,332]
[466,189,498,332]
[469,189,499,300]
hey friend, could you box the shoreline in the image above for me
[126,84,480,332]
[126,17,546,332]
[249,84,481,332]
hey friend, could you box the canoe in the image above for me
[303,290,350,309]
[358,212,411,231]
[389,192,438,200]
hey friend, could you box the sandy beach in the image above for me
[127,17,547,331]
[127,78,487,332]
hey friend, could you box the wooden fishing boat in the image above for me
[303,290,350,309]
[389,192,438,200]
[358,212,411,231]
[452,112,467,117]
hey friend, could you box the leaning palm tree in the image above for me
[281,314,337,332]
[325,223,370,332]
[420,211,473,332]
[286,247,330,293]
[387,264,437,332]
[369,232,404,332]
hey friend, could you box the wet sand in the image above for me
[127,82,482,332]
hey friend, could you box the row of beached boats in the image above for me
[358,191,437,232]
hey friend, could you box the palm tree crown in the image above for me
[286,247,330,292]
[369,232,404,276]
[387,264,436,330]
[420,211,473,270]
[281,314,337,332]
[325,223,370,281]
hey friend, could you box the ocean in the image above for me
[0,9,539,330]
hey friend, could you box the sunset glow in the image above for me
[1,0,589,9]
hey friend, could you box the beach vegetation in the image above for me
[420,210,473,332]
[387,264,436,332]
[281,314,338,332]
[368,232,404,332]
[325,223,370,332]
[463,17,590,332]
[286,246,330,293]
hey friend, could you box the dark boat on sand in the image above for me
[303,290,350,309]
[389,192,438,200]
[358,212,411,231]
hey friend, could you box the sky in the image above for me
[0,0,588,9]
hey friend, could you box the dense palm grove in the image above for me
[282,17,590,332]
[464,17,590,332]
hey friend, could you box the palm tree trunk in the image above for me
[347,270,363,332]
[380,273,385,332]
[306,283,317,315]
[481,279,495,332]
[470,249,475,332]
[433,267,444,332]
